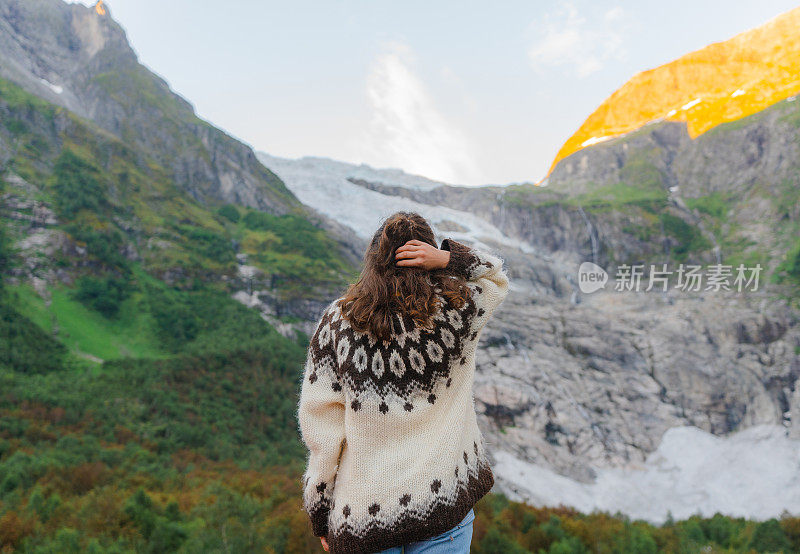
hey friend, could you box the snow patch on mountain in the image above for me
[681,98,702,111]
[263,155,449,191]
[580,136,613,148]
[39,78,63,95]
[494,424,800,523]
[258,153,535,254]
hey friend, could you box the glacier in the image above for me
[494,424,800,524]
[258,153,536,254]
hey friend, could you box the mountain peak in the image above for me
[547,6,800,177]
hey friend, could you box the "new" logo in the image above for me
[578,262,608,294]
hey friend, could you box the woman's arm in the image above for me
[297,304,346,539]
[438,238,509,315]
[395,238,509,313]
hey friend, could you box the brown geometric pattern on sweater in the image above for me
[307,238,486,400]
[326,456,494,554]
[306,493,332,537]
[309,291,478,400]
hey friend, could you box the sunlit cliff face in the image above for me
[545,6,800,178]
[94,1,106,16]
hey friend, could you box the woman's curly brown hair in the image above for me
[339,211,472,342]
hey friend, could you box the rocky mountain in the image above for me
[547,5,800,175]
[259,90,800,522]
[0,0,297,213]
[0,0,369,330]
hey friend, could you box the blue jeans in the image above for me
[375,508,475,553]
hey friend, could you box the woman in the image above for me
[297,211,509,553]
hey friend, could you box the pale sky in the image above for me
[72,0,799,186]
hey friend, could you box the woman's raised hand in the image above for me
[395,239,450,270]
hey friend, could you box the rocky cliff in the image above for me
[0,0,367,329]
[260,91,800,521]
[0,0,297,213]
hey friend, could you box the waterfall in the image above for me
[577,206,599,265]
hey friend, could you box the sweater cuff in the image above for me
[440,238,490,280]
[306,498,331,537]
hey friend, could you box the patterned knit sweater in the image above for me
[297,238,509,554]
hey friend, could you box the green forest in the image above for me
[2,274,799,553]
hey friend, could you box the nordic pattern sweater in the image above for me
[296,238,509,554]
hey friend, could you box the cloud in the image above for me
[359,41,479,185]
[527,3,627,78]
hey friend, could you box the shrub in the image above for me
[0,221,9,285]
[65,225,130,271]
[660,212,711,261]
[179,225,235,264]
[243,211,334,260]
[73,275,131,318]
[217,204,240,223]
[0,302,66,373]
[748,518,792,553]
[146,287,201,349]
[51,150,109,220]
[775,239,800,285]
[124,489,188,553]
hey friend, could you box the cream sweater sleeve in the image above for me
[440,238,510,323]
[297,302,346,537]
